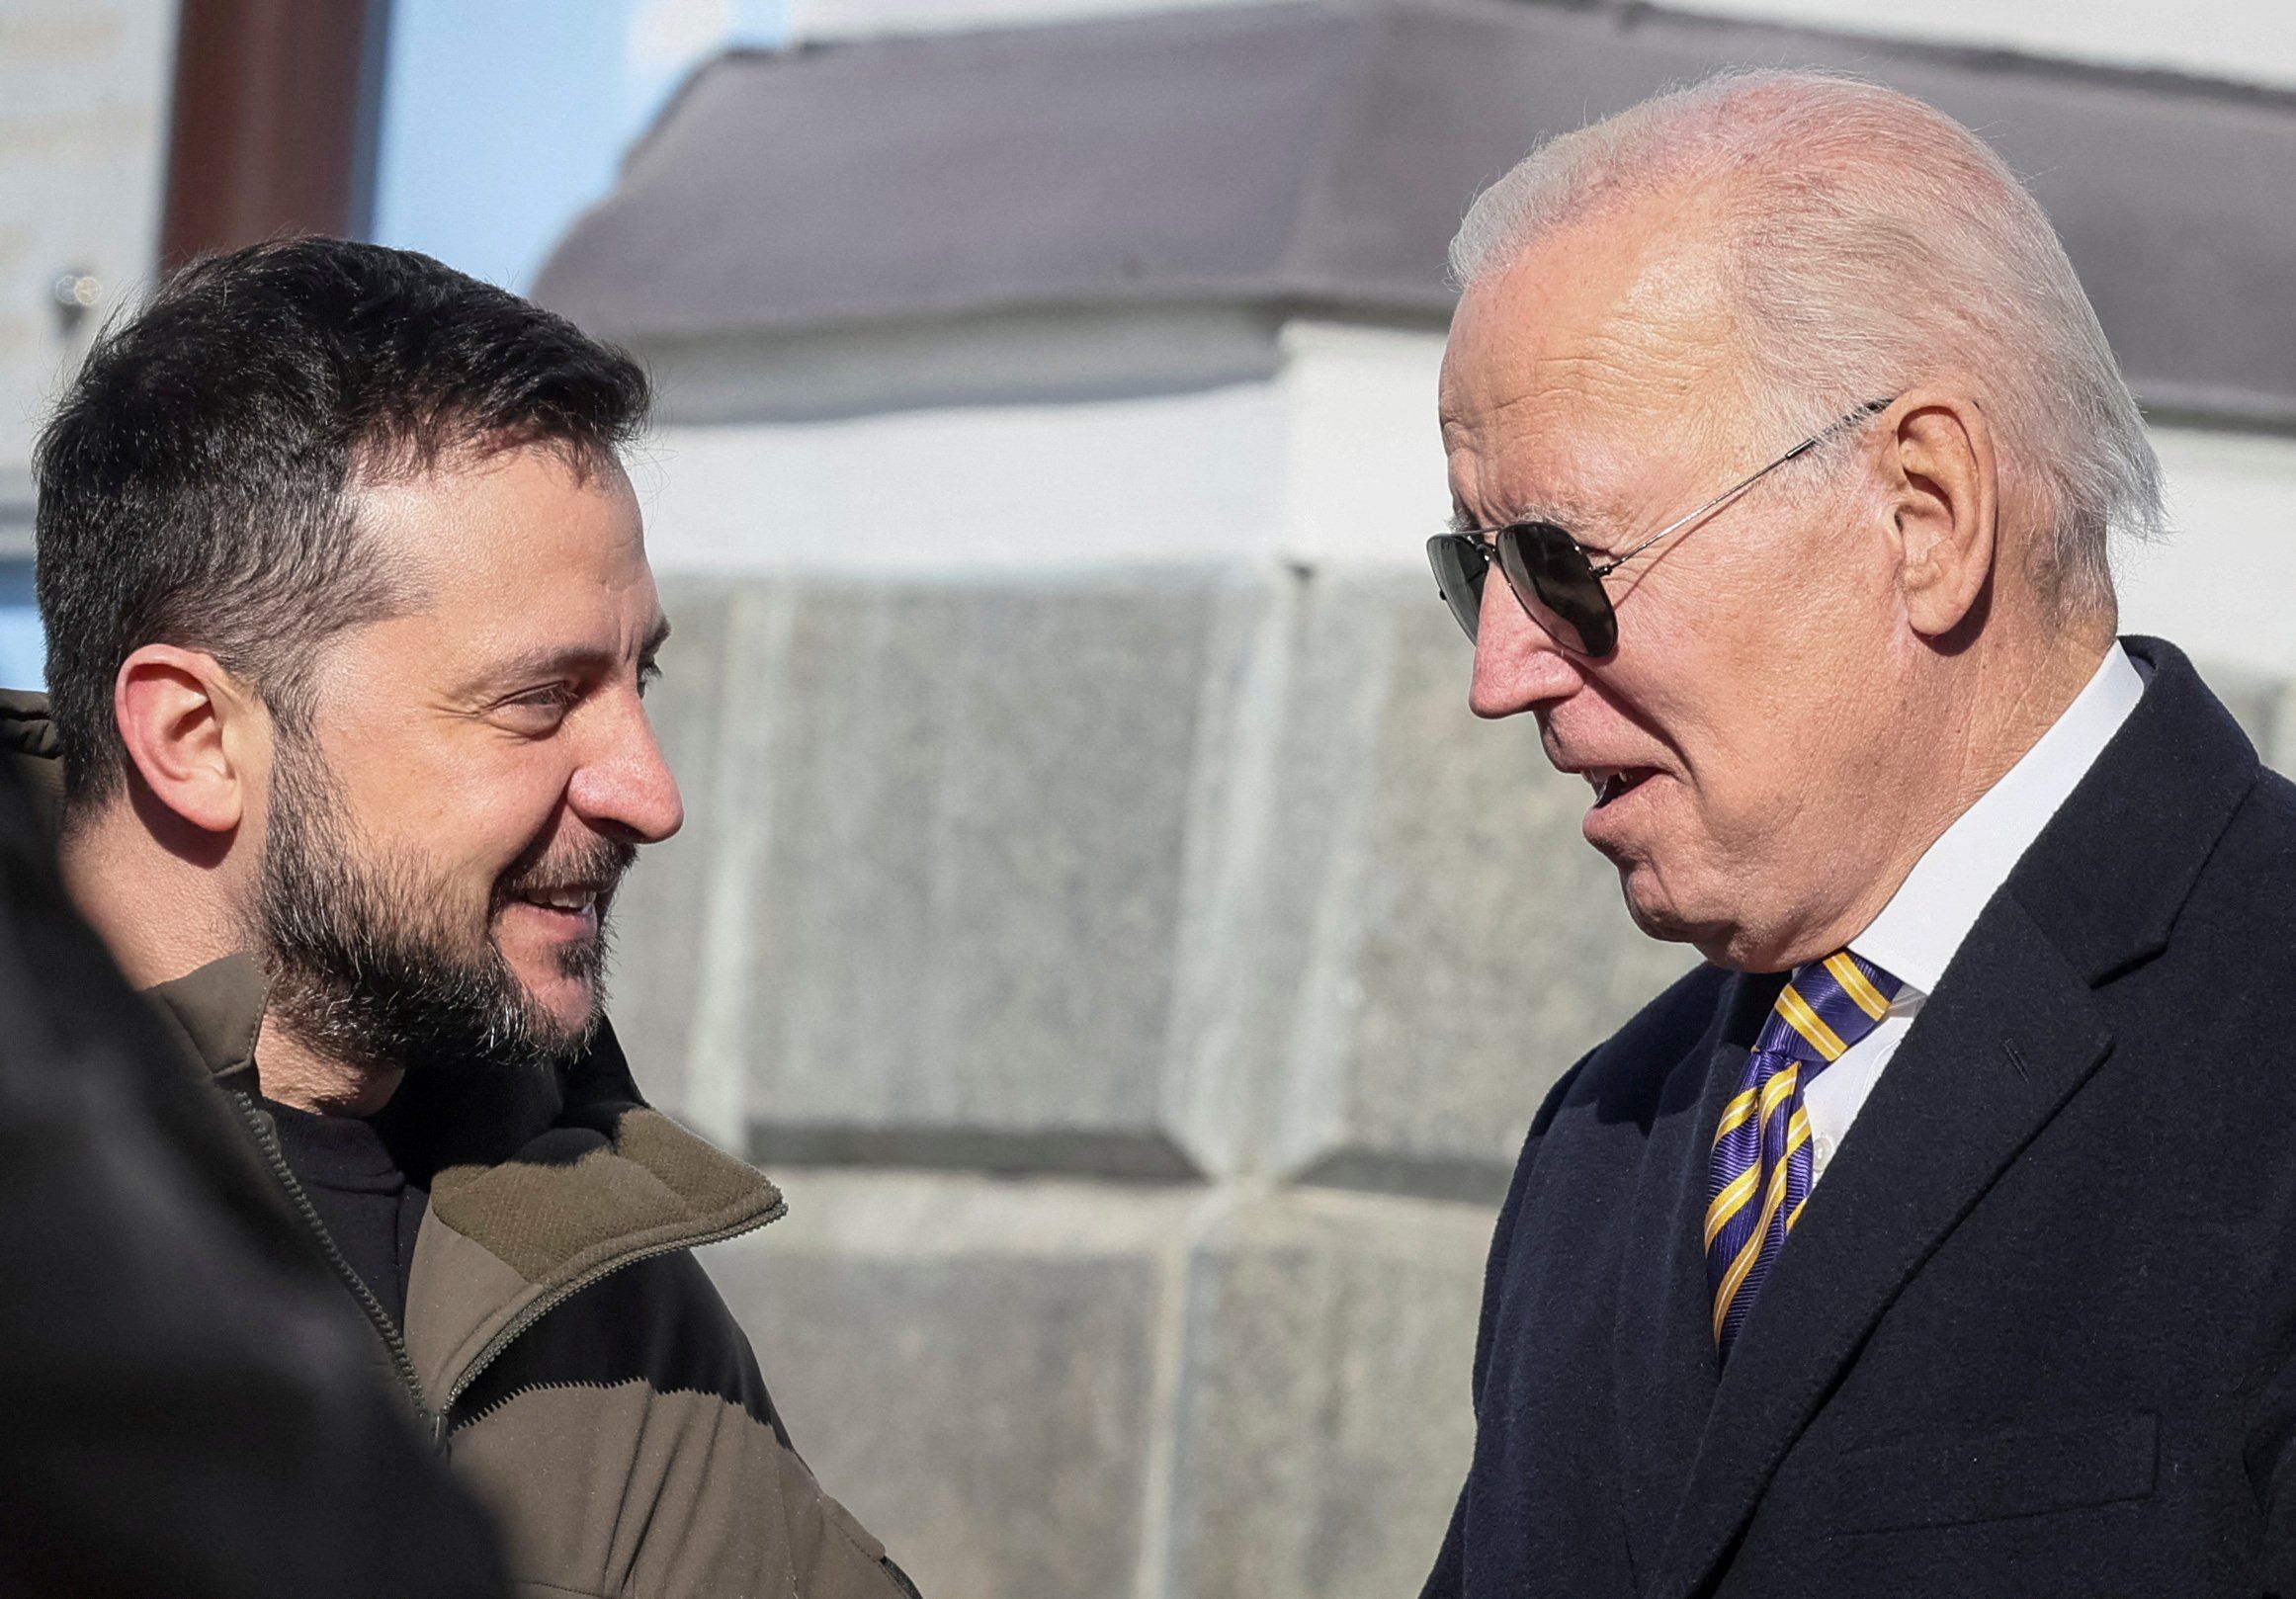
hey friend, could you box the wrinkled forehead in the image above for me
[1440,196,1746,492]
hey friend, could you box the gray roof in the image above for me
[534,0,2296,425]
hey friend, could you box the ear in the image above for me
[1884,389,1998,639]
[113,645,263,836]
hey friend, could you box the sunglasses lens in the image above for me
[1426,535,1488,642]
[1494,526,1617,657]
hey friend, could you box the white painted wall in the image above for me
[783,0,2296,91]
[638,342,1289,576]
[2121,428,2296,679]
[636,312,1428,578]
[781,0,1305,43]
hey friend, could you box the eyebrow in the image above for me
[460,615,673,698]
[1447,497,1603,537]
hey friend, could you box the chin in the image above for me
[514,968,602,1039]
[1617,861,1735,958]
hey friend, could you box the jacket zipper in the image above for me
[229,1093,433,1430]
[428,1202,785,1449]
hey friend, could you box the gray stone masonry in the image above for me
[629,566,2293,1598]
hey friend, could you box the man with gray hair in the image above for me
[1421,71,2296,1596]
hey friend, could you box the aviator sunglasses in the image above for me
[1426,398,1891,657]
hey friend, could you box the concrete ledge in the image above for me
[703,1170,1493,1599]
[749,1121,1204,1182]
[541,1,2296,425]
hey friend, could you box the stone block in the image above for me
[602,577,737,1121]
[1161,1188,1491,1599]
[1249,570,1694,1201]
[703,1170,1192,1599]
[616,565,1694,1188]
[624,570,1271,1174]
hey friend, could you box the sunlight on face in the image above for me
[1438,196,1905,968]
[271,444,683,1048]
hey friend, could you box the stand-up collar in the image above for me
[146,954,269,1084]
[2006,635,2260,984]
[1853,642,2144,996]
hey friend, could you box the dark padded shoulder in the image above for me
[0,693,61,839]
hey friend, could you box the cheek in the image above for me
[341,756,570,898]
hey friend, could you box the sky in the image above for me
[371,0,785,291]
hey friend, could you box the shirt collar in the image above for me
[1849,641,2146,997]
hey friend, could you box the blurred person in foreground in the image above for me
[23,237,919,1599]
[1421,71,2296,1598]
[0,738,505,1596]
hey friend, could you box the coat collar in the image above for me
[403,1022,786,1416]
[1647,634,2259,1599]
[142,952,785,1409]
[146,953,268,1084]
[2006,636,2258,985]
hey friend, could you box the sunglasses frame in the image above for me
[1428,397,1893,657]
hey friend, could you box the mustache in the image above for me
[493,835,639,906]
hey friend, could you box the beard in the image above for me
[254,732,636,1083]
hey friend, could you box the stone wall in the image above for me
[611,562,2293,1598]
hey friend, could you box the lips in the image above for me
[1583,767,1657,808]
[499,880,615,936]
[494,837,638,936]
[518,886,601,915]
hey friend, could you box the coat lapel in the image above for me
[1639,635,2256,1597]
[1612,970,1780,1583]
[1648,898,2112,1597]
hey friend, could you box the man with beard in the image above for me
[23,238,920,1599]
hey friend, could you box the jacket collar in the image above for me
[1648,634,2259,1599]
[146,954,268,1084]
[2006,635,2258,983]
[142,955,784,1412]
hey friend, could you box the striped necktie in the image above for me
[1706,949,1902,1359]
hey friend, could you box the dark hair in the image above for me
[33,236,649,812]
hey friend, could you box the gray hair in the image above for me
[1449,70,2161,615]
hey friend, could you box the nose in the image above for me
[1468,576,1583,719]
[566,692,685,844]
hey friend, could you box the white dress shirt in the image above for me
[1802,642,2147,1184]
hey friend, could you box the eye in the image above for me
[496,683,579,732]
[637,658,661,700]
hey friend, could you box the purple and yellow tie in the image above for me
[1705,950,1902,1359]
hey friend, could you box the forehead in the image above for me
[1439,193,1742,509]
[349,444,654,633]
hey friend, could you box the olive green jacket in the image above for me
[2,694,916,1599]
